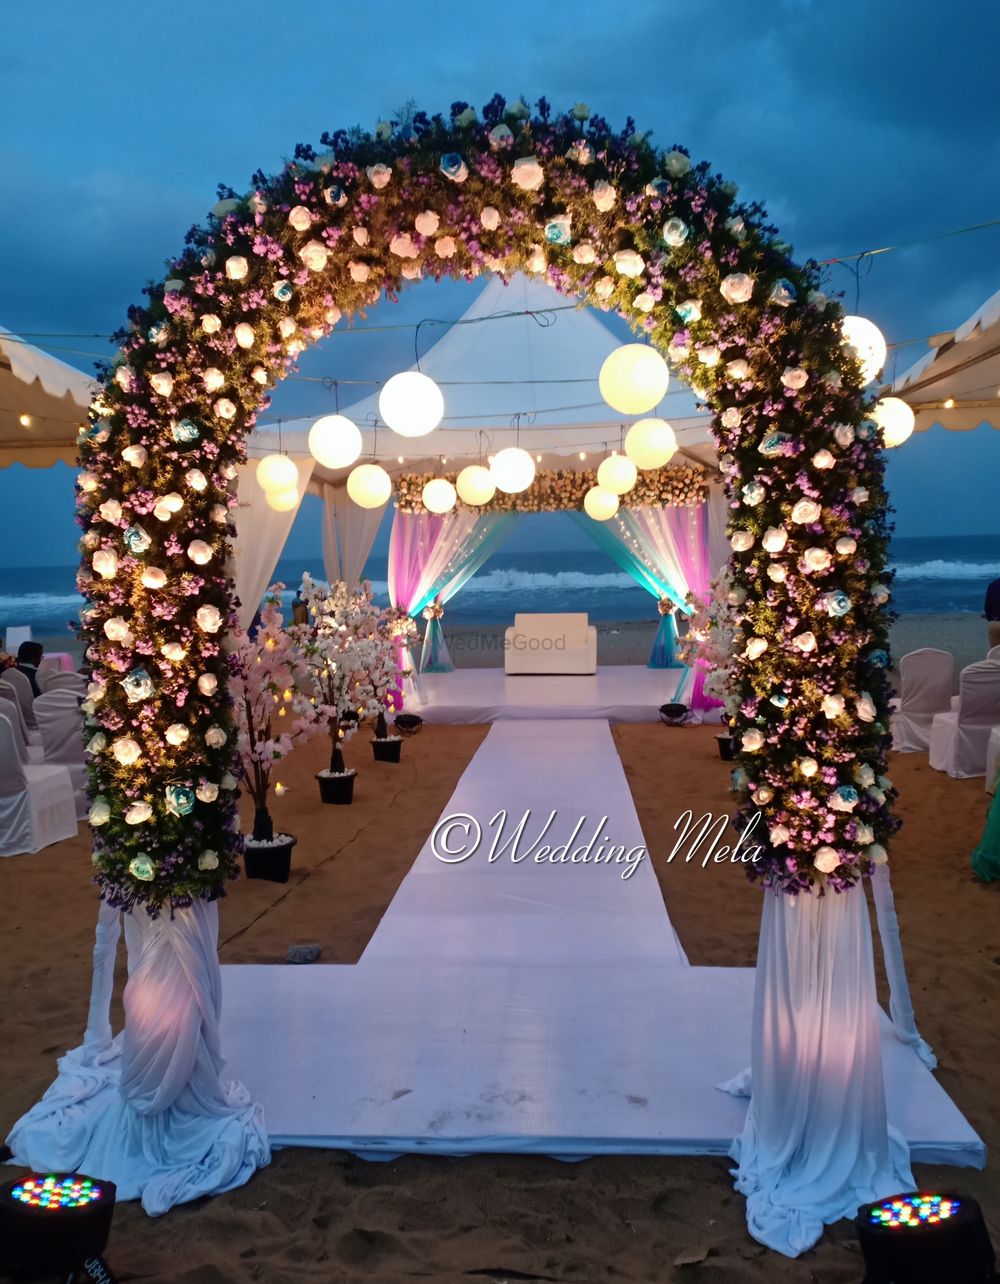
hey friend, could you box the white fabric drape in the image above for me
[706,482,730,576]
[8,898,269,1214]
[726,888,912,1257]
[320,481,386,588]
[869,865,936,1068]
[233,457,314,629]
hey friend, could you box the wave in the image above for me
[0,592,83,613]
[892,559,1000,581]
[280,570,637,599]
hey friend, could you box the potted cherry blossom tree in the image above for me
[231,586,319,880]
[363,625,405,762]
[677,571,739,759]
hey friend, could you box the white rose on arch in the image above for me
[298,240,329,272]
[592,181,617,212]
[856,691,877,723]
[665,150,691,177]
[814,847,841,874]
[613,249,645,278]
[390,233,419,259]
[367,163,392,189]
[506,98,531,121]
[526,245,547,274]
[572,241,596,265]
[349,261,370,282]
[572,102,590,120]
[435,236,458,260]
[287,206,312,232]
[480,206,501,230]
[593,276,615,300]
[802,547,832,573]
[790,499,822,524]
[742,728,765,752]
[196,604,222,633]
[720,273,754,304]
[488,123,514,150]
[781,366,809,390]
[414,210,440,236]
[511,156,545,191]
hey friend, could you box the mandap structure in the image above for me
[10,96,914,1252]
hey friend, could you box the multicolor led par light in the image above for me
[856,1190,996,1284]
[0,1172,116,1279]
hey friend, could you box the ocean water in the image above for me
[3,534,999,640]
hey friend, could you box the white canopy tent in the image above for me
[891,285,1000,432]
[247,275,720,601]
[0,327,95,468]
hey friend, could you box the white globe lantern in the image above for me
[598,344,670,415]
[871,396,915,448]
[624,418,677,469]
[841,315,887,385]
[347,462,392,508]
[455,464,496,506]
[256,453,298,493]
[596,452,638,495]
[308,415,363,469]
[490,447,536,494]
[422,477,457,514]
[583,485,620,521]
[378,371,445,437]
[266,486,300,512]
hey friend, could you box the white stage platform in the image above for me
[407,664,690,723]
[219,716,984,1169]
[220,962,985,1164]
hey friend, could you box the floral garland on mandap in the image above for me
[395,462,706,514]
[78,93,896,910]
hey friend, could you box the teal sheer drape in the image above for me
[570,511,686,669]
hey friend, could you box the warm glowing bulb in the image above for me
[308,415,363,469]
[422,477,457,513]
[256,453,298,493]
[19,413,31,428]
[266,486,300,512]
[378,371,444,437]
[490,447,536,494]
[455,464,496,506]
[871,396,915,448]
[841,315,887,385]
[599,344,670,414]
[583,485,620,521]
[346,462,392,508]
[597,453,638,495]
[624,418,677,469]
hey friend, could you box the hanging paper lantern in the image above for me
[597,453,638,495]
[599,344,670,415]
[347,463,392,508]
[841,315,887,385]
[308,415,363,469]
[455,464,496,506]
[266,486,300,512]
[624,418,677,469]
[422,477,457,514]
[255,454,298,493]
[378,372,444,437]
[583,485,620,521]
[871,396,915,448]
[490,447,536,494]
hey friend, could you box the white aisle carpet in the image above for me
[361,719,688,967]
[220,717,985,1166]
[407,664,690,723]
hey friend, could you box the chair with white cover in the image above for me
[891,648,954,752]
[0,696,43,765]
[988,645,1000,663]
[39,670,86,695]
[3,625,32,653]
[929,659,1000,778]
[0,685,35,750]
[34,692,88,819]
[0,667,38,730]
[987,726,1000,797]
[0,714,78,857]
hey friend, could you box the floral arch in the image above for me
[79,94,895,915]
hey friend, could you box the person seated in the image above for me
[987,576,1000,652]
[15,640,44,697]
[0,651,15,671]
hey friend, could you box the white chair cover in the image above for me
[988,645,1000,662]
[0,714,78,857]
[929,659,1000,778]
[35,692,88,818]
[0,698,43,765]
[984,725,1000,797]
[1,667,38,730]
[891,648,953,752]
[0,685,33,746]
[40,671,86,694]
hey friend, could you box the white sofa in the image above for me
[504,612,597,675]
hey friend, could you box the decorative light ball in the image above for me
[624,418,677,469]
[599,344,670,415]
[346,462,392,508]
[378,371,445,437]
[583,485,620,521]
[422,477,457,514]
[266,486,300,512]
[871,396,915,448]
[187,540,213,565]
[597,453,638,495]
[490,447,536,494]
[456,464,496,506]
[255,453,298,493]
[308,415,363,469]
[841,315,887,385]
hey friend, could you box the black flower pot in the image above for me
[716,734,736,762]
[244,834,296,883]
[372,736,402,763]
[316,768,356,805]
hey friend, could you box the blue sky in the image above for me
[2,0,999,564]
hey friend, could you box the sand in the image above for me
[2,720,998,1281]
